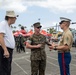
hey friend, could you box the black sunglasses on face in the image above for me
[37,27,41,29]
[59,21,65,24]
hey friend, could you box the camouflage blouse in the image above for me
[27,33,49,60]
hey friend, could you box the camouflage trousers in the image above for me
[31,60,46,75]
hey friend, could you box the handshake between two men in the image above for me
[34,42,58,51]
[47,42,58,51]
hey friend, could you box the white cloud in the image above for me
[37,0,76,13]
[0,0,27,12]
[0,0,76,13]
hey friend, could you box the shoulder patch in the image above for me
[66,37,69,41]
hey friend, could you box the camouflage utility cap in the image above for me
[33,22,42,28]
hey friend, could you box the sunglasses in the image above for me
[59,21,66,24]
[37,27,41,29]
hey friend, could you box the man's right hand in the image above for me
[4,49,9,58]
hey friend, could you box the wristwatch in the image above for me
[54,46,57,50]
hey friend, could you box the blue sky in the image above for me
[0,0,76,31]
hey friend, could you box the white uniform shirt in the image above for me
[0,20,15,49]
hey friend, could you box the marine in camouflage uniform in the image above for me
[19,34,25,52]
[26,22,50,75]
[14,36,20,52]
[15,35,25,53]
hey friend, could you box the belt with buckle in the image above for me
[58,50,70,53]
